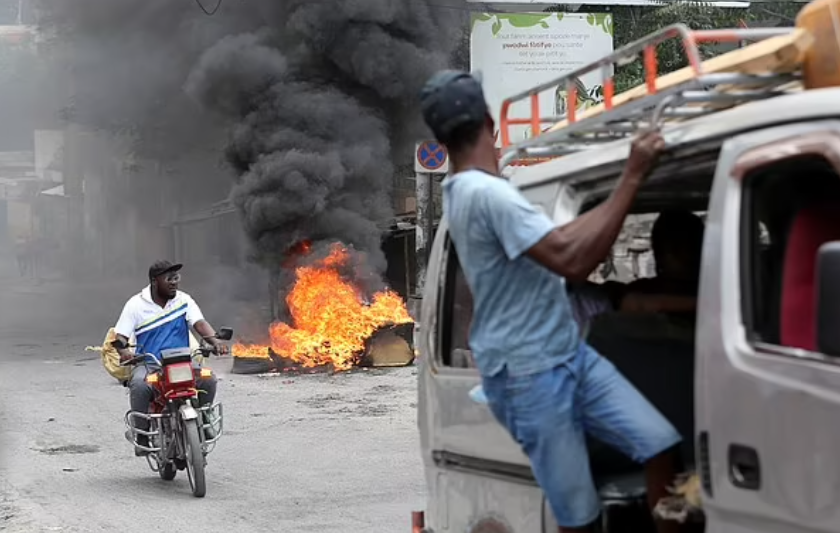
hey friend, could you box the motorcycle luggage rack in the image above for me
[498,24,803,170]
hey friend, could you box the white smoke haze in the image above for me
[35,0,466,272]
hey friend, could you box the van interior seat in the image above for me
[780,202,840,351]
[584,313,696,493]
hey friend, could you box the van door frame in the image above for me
[699,120,840,533]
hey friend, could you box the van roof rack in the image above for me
[498,23,807,170]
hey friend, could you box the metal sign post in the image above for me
[415,171,432,296]
[413,141,449,309]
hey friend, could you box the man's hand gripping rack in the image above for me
[498,24,802,170]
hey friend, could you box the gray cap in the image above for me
[420,70,488,144]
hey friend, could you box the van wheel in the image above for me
[468,517,511,533]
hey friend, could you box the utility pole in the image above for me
[63,124,85,279]
[57,26,85,279]
[412,140,448,319]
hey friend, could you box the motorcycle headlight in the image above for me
[166,363,194,384]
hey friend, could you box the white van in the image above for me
[414,22,840,533]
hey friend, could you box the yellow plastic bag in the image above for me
[92,328,131,383]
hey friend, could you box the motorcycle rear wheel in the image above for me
[183,418,206,498]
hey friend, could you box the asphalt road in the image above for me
[0,272,426,533]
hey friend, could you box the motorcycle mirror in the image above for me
[216,327,234,341]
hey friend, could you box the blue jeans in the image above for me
[482,343,682,528]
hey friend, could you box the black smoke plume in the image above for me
[34,0,464,277]
[185,1,462,269]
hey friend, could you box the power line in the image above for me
[195,0,223,16]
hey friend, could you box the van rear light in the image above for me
[166,363,194,384]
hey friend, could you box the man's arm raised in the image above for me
[525,130,665,281]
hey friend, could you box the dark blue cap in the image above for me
[420,70,488,144]
[149,260,182,280]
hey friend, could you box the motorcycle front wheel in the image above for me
[182,418,206,498]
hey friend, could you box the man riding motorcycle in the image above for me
[113,260,229,456]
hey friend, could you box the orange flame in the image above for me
[233,243,412,371]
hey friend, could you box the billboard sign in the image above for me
[470,12,614,147]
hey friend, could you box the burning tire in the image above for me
[231,356,275,375]
[231,244,415,375]
[232,322,415,375]
[358,322,415,367]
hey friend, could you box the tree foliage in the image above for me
[606,1,805,91]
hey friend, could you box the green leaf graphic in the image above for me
[584,13,614,37]
[491,18,502,36]
[586,13,613,35]
[596,13,614,37]
[498,13,552,28]
[470,12,493,32]
[473,12,558,37]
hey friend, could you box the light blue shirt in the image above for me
[442,169,580,378]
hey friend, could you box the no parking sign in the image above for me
[414,141,449,174]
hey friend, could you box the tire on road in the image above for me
[182,418,206,498]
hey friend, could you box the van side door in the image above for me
[419,221,524,464]
[698,121,840,533]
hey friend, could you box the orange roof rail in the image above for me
[498,23,801,170]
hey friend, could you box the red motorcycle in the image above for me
[118,328,232,498]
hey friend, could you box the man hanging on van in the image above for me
[420,70,681,533]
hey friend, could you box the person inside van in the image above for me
[612,209,705,317]
[566,210,704,341]
[421,70,680,533]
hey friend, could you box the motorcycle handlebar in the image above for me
[119,345,227,367]
[119,354,149,367]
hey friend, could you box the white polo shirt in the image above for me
[114,286,205,364]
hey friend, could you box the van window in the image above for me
[439,239,476,369]
[740,155,840,350]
